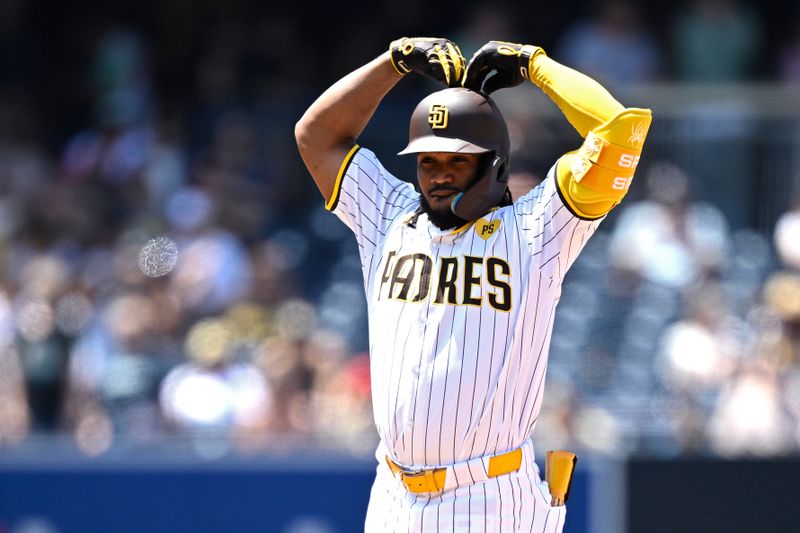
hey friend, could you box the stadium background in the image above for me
[1,0,799,531]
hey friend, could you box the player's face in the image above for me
[417,152,481,224]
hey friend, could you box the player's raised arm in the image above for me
[464,42,652,219]
[295,38,465,203]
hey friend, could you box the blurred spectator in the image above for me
[667,0,763,229]
[169,225,254,315]
[62,29,153,185]
[258,326,369,451]
[141,112,188,213]
[165,185,254,315]
[255,334,310,437]
[67,290,168,454]
[0,92,49,202]
[12,250,76,432]
[557,0,661,86]
[703,272,800,456]
[0,287,29,445]
[671,0,762,81]
[708,361,793,456]
[774,198,800,270]
[192,110,275,238]
[608,161,731,288]
[657,282,739,395]
[531,381,578,455]
[752,272,800,370]
[312,352,375,453]
[58,28,159,248]
[159,317,272,439]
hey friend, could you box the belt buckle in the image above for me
[401,469,440,494]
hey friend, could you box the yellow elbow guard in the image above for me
[557,107,652,219]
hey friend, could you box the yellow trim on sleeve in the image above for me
[325,144,360,211]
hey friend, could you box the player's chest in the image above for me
[371,219,518,312]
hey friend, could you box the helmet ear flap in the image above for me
[450,154,510,220]
[493,155,509,184]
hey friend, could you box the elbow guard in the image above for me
[558,107,652,219]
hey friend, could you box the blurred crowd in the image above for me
[0,0,799,460]
[534,165,800,458]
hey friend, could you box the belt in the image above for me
[385,447,523,494]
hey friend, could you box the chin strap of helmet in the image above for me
[450,154,509,220]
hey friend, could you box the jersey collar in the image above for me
[403,207,499,237]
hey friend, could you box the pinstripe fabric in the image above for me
[332,148,600,531]
[365,442,566,532]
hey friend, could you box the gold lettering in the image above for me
[434,257,459,304]
[462,256,483,306]
[379,251,398,300]
[428,104,449,129]
[487,258,511,312]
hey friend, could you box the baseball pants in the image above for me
[365,443,566,532]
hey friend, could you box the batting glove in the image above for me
[464,41,545,95]
[389,37,466,87]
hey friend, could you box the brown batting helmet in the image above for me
[398,88,511,220]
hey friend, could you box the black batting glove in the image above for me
[463,41,544,95]
[390,37,466,87]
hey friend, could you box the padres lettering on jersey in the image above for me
[328,147,601,469]
[377,252,512,311]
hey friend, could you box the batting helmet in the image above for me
[398,88,510,220]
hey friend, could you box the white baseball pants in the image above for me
[364,443,566,532]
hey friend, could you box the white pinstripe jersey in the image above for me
[328,146,602,469]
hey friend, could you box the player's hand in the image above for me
[463,41,544,95]
[389,37,466,87]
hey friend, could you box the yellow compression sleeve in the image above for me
[528,54,624,136]
[528,53,652,219]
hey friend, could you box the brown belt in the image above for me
[385,448,523,494]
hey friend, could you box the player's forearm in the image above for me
[295,52,401,192]
[528,54,625,138]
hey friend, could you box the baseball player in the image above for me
[295,37,651,531]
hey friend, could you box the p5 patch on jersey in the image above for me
[475,218,501,240]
